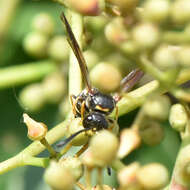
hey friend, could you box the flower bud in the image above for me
[66,0,104,16]
[42,72,66,104]
[139,120,164,146]
[171,0,190,25]
[174,145,190,187]
[23,32,48,58]
[143,95,171,121]
[85,16,107,34]
[104,18,129,45]
[90,130,119,166]
[48,36,70,61]
[19,83,45,112]
[90,62,122,93]
[117,129,141,159]
[118,162,140,187]
[44,161,74,190]
[92,184,113,190]
[23,113,47,141]
[132,23,160,50]
[169,104,187,132]
[84,50,99,70]
[68,118,89,146]
[136,163,169,190]
[32,13,54,36]
[142,0,170,23]
[153,45,179,71]
[82,149,96,169]
[106,0,139,16]
[178,46,190,67]
[59,156,84,180]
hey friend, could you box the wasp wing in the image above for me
[60,12,92,91]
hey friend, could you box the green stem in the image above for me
[0,61,56,89]
[40,138,60,159]
[163,31,190,44]
[22,156,49,168]
[0,0,21,53]
[139,53,165,82]
[0,119,69,174]
[111,159,125,171]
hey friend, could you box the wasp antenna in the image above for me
[60,12,92,92]
[56,127,91,148]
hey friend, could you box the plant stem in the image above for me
[111,159,125,171]
[0,61,56,89]
[163,31,190,44]
[0,0,21,53]
[40,138,60,159]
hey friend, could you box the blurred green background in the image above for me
[0,0,181,189]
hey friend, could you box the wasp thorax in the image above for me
[86,91,115,115]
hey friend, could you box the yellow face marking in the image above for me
[95,105,109,112]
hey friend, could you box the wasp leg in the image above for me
[115,105,119,122]
[81,101,86,121]
[75,143,89,157]
[70,94,77,116]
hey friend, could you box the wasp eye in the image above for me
[87,115,92,121]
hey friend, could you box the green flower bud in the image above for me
[142,0,170,23]
[136,163,169,190]
[90,62,122,93]
[84,50,99,70]
[171,0,190,25]
[42,72,66,104]
[44,161,74,190]
[174,145,190,187]
[59,156,84,180]
[82,149,96,169]
[32,13,54,36]
[66,0,104,16]
[118,162,140,187]
[23,32,48,58]
[139,120,164,146]
[178,46,190,67]
[132,23,160,49]
[68,118,89,146]
[48,36,70,61]
[143,95,171,121]
[169,104,187,132]
[153,45,179,71]
[90,130,119,166]
[19,83,45,112]
[85,16,107,34]
[104,18,129,45]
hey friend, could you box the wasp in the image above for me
[58,12,144,147]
